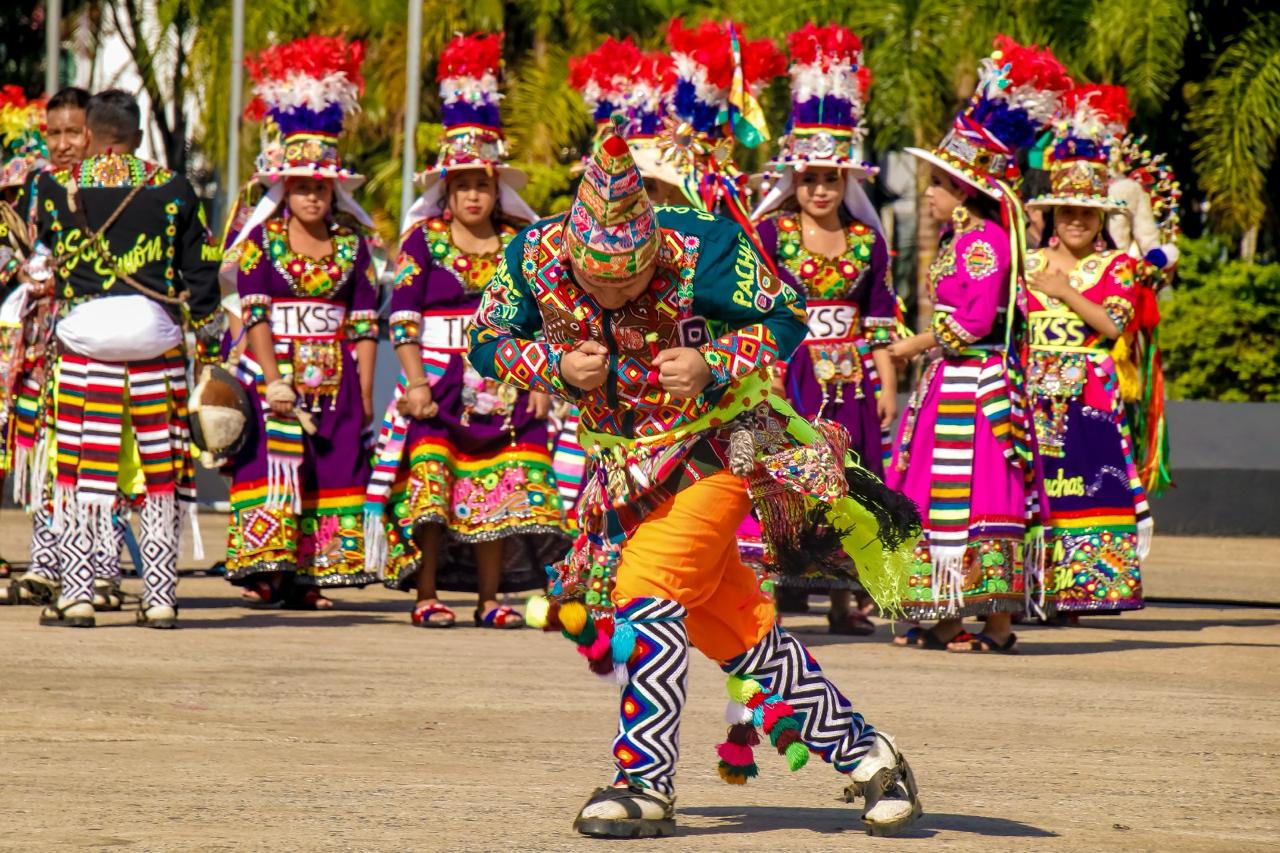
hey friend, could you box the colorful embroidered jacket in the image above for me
[469,206,808,439]
[33,154,222,339]
[469,206,924,615]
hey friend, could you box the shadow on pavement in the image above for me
[1020,639,1280,655]
[677,806,1056,838]
[130,613,398,630]
[1058,615,1280,633]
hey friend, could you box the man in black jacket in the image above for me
[32,90,223,629]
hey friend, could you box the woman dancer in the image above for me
[222,36,380,609]
[889,36,1070,653]
[1024,84,1149,616]
[365,33,569,628]
[751,23,899,635]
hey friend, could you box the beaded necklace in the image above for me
[422,217,515,293]
[265,217,359,299]
[774,215,876,300]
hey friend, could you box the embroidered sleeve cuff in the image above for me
[1103,296,1134,335]
[345,309,380,342]
[863,317,899,349]
[389,310,423,346]
[241,294,271,329]
[931,310,974,358]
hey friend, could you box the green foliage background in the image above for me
[19,0,1280,401]
[1161,238,1280,401]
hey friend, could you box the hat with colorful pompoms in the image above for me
[570,37,681,188]
[1029,83,1132,212]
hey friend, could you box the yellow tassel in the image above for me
[1111,335,1140,402]
[558,600,588,637]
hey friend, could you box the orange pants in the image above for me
[612,471,776,662]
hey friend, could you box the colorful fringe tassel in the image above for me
[716,675,810,784]
[558,599,630,683]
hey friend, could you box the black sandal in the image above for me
[38,600,96,628]
[573,785,676,838]
[13,573,59,606]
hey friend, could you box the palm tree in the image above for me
[1188,13,1280,259]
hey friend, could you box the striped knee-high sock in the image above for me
[611,598,688,796]
[724,625,877,774]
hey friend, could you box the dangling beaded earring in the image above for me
[1093,235,1106,253]
[951,205,970,228]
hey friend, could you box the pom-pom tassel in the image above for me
[717,760,759,785]
[716,741,756,767]
[784,740,810,772]
[724,701,752,725]
[611,620,636,664]
[524,593,551,629]
[725,675,763,705]
[558,600,588,637]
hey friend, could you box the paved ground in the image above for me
[0,518,1277,851]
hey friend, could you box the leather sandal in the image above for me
[39,600,96,628]
[574,784,676,838]
[13,572,59,606]
[136,603,179,629]
[843,733,924,836]
[93,580,125,612]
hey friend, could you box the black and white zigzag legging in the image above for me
[724,625,878,774]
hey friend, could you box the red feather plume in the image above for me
[786,22,862,69]
[437,32,503,82]
[1064,83,1133,127]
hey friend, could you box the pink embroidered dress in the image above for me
[1024,248,1149,612]
[888,214,1030,618]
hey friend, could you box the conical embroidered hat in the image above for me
[565,120,658,283]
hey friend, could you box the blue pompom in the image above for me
[612,621,637,664]
[1144,248,1168,269]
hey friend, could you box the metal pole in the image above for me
[45,0,62,95]
[226,0,245,212]
[399,0,423,227]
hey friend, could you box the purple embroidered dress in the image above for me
[757,214,898,475]
[365,217,570,593]
[1025,248,1149,613]
[747,213,899,588]
[887,215,1029,618]
[224,217,380,587]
